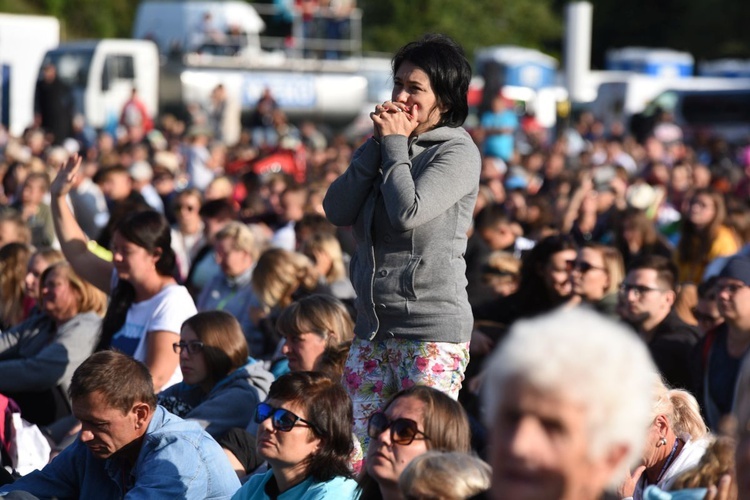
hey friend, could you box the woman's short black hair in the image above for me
[392,33,472,128]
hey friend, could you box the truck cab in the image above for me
[41,40,159,130]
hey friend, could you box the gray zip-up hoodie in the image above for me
[158,359,273,439]
[323,126,481,343]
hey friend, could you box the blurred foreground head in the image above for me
[483,307,656,500]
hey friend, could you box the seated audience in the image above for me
[158,311,273,439]
[483,307,656,500]
[0,262,106,425]
[399,451,491,500]
[568,242,625,319]
[197,221,261,343]
[692,277,724,336]
[276,294,354,372]
[619,377,711,499]
[11,172,56,249]
[301,232,356,303]
[357,385,472,500]
[230,372,357,499]
[52,156,197,392]
[22,248,64,319]
[0,243,32,331]
[480,250,521,299]
[0,351,240,498]
[676,189,739,285]
[642,436,737,500]
[170,188,205,282]
[694,256,750,430]
[250,248,325,358]
[618,255,700,390]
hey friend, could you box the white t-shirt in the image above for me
[109,273,197,390]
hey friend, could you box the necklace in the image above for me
[654,438,680,484]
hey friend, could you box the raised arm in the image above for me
[50,155,114,293]
[145,330,180,393]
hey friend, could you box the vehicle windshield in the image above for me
[41,49,95,88]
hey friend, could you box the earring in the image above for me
[657,437,667,447]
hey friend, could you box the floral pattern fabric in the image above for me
[343,337,470,453]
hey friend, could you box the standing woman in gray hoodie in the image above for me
[323,33,481,450]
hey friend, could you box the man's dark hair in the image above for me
[199,198,237,221]
[69,351,157,413]
[474,203,511,232]
[628,255,678,291]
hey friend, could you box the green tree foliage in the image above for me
[358,0,562,60]
[5,0,750,68]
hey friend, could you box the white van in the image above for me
[639,88,750,143]
[591,73,750,129]
[41,40,159,130]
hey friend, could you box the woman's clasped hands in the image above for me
[370,100,419,139]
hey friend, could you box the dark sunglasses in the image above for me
[367,412,430,446]
[254,402,319,434]
[565,259,605,274]
[172,340,204,355]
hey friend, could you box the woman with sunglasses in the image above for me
[157,311,273,439]
[567,242,625,319]
[357,385,471,500]
[231,372,358,500]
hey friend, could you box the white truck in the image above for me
[41,0,370,137]
[0,14,60,136]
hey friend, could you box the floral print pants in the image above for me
[343,337,470,454]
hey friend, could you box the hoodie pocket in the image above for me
[401,256,421,300]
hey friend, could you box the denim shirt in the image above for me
[0,406,240,499]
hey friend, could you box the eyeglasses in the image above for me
[690,308,722,324]
[367,412,430,446]
[716,283,749,295]
[566,260,605,274]
[172,341,204,355]
[254,402,319,434]
[618,283,667,298]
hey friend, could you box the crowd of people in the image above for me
[0,31,747,499]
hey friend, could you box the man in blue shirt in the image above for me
[0,351,240,499]
[481,94,518,163]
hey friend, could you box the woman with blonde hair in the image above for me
[399,451,491,500]
[277,294,354,372]
[619,377,711,500]
[567,242,625,319]
[250,248,326,358]
[301,232,356,302]
[0,261,106,425]
[0,242,32,330]
[197,221,261,350]
[481,250,521,298]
